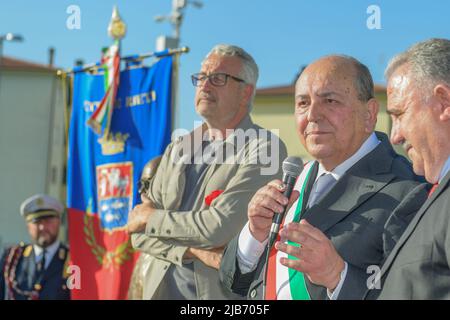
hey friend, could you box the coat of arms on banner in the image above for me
[96,162,133,231]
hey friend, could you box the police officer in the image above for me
[0,194,70,300]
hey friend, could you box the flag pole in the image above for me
[153,0,203,132]
[57,47,189,75]
[171,49,180,132]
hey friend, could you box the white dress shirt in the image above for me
[438,156,450,183]
[33,240,60,270]
[237,132,381,299]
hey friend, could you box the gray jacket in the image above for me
[131,116,287,299]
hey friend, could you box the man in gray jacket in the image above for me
[127,44,287,299]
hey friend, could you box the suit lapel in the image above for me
[164,124,207,209]
[195,116,256,202]
[382,183,430,256]
[164,159,187,209]
[194,142,226,202]
[26,248,37,288]
[378,171,450,280]
[303,141,396,233]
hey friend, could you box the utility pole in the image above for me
[154,0,203,130]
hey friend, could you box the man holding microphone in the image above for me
[220,54,426,300]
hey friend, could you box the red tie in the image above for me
[428,183,439,198]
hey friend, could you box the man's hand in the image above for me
[140,193,151,204]
[127,203,155,234]
[184,247,224,270]
[275,219,345,291]
[248,179,299,243]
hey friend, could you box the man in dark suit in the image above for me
[0,194,70,300]
[219,55,427,300]
[364,38,450,299]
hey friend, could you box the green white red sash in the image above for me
[266,161,315,300]
[87,40,120,137]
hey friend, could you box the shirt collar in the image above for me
[206,114,254,146]
[317,132,380,181]
[174,115,255,166]
[438,155,450,183]
[34,239,60,261]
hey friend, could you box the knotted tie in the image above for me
[307,173,337,208]
[34,249,47,282]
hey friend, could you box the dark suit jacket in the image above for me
[219,132,427,300]
[0,243,70,300]
[365,171,450,299]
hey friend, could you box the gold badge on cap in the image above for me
[36,197,44,207]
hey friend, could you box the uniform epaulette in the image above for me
[4,243,25,256]
[23,245,32,258]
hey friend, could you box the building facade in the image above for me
[0,56,66,249]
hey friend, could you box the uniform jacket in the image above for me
[0,243,70,300]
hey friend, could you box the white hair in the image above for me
[385,38,450,93]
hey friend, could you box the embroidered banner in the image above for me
[67,56,173,299]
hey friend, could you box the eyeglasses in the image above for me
[191,72,245,87]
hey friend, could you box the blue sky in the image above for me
[1,0,449,130]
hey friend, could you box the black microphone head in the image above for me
[282,156,303,178]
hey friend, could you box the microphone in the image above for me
[268,156,303,248]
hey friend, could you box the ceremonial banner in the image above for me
[67,56,173,299]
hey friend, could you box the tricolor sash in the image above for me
[265,161,318,300]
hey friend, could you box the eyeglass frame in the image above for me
[191,72,246,87]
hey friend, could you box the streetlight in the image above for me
[154,0,203,42]
[4,33,24,42]
[0,33,24,60]
[0,33,24,105]
[154,0,203,131]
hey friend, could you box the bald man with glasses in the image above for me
[127,44,286,300]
